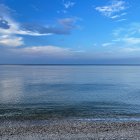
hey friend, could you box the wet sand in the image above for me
[1,120,140,140]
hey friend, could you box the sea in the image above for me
[0,65,140,121]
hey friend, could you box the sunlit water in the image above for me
[0,65,140,121]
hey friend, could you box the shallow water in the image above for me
[0,65,140,120]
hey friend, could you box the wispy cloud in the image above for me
[112,23,140,47]
[0,16,51,36]
[102,42,114,47]
[122,37,140,45]
[110,12,127,19]
[18,45,73,57]
[101,22,140,56]
[63,0,75,9]
[95,0,128,20]
[9,45,86,61]
[113,23,140,37]
[122,47,140,53]
[22,17,78,35]
[58,0,75,14]
[0,4,79,47]
[0,4,51,47]
[116,18,127,22]
[112,37,140,47]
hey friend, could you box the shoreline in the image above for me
[1,119,140,139]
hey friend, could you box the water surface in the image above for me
[0,65,140,121]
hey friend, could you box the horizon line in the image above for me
[1,64,140,66]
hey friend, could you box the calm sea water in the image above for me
[0,65,140,121]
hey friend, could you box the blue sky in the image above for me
[0,0,140,64]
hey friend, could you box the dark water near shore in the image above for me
[1,65,140,121]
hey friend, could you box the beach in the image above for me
[1,120,140,140]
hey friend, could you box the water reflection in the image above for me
[0,78,23,104]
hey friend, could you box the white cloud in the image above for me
[0,4,23,47]
[110,12,127,19]
[122,47,140,53]
[122,37,140,45]
[0,4,51,47]
[110,15,120,19]
[111,37,140,47]
[17,45,74,57]
[63,0,75,9]
[116,18,126,22]
[9,45,87,60]
[102,42,114,47]
[0,3,79,48]
[0,17,51,36]
[0,20,24,47]
[0,4,51,37]
[95,0,127,20]
[58,0,75,14]
[0,35,23,47]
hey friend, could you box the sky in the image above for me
[0,0,140,64]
